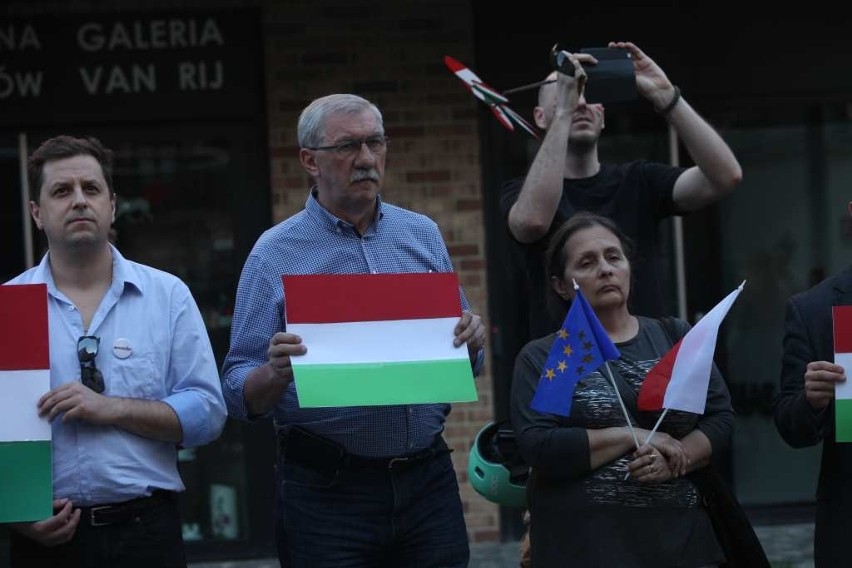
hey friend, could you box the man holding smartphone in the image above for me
[501,41,743,338]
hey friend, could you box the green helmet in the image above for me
[468,420,529,508]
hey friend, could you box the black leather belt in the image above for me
[278,426,450,473]
[79,489,174,527]
[345,445,444,470]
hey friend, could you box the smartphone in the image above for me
[580,47,637,104]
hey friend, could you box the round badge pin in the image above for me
[113,338,133,359]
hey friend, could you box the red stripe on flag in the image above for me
[833,306,852,353]
[0,284,49,370]
[638,339,682,412]
[283,273,462,324]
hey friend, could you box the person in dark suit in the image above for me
[773,204,852,567]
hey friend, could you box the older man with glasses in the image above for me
[223,93,486,567]
[4,135,226,567]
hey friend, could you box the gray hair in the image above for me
[297,94,384,148]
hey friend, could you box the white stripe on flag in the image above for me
[287,317,466,365]
[0,369,51,442]
[663,282,743,414]
[835,353,852,400]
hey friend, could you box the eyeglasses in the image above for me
[77,335,105,393]
[305,136,390,157]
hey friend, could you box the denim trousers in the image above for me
[274,439,470,568]
[9,496,186,568]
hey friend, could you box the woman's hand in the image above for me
[627,444,675,484]
[646,431,690,477]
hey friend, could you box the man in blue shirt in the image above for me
[6,135,227,567]
[223,93,486,567]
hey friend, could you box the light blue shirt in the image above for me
[7,246,226,506]
[222,192,483,457]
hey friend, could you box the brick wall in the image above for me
[264,0,500,543]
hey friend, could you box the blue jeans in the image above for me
[274,437,469,568]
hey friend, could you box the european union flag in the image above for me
[531,287,621,416]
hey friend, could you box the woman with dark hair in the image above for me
[510,211,735,567]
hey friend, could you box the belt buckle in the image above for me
[89,505,114,527]
[387,456,411,470]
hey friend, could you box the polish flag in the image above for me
[0,284,52,522]
[638,282,745,414]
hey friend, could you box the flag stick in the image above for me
[642,408,669,445]
[603,361,640,450]
[622,409,668,481]
[501,78,557,96]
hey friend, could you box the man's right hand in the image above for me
[804,361,845,410]
[554,51,594,115]
[10,498,80,547]
[267,332,307,383]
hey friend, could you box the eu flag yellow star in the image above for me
[531,287,621,418]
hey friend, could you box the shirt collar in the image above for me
[304,188,385,235]
[109,245,143,295]
[36,244,144,299]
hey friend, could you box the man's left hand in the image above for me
[608,41,675,111]
[454,310,485,361]
[38,382,114,425]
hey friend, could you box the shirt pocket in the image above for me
[108,353,160,400]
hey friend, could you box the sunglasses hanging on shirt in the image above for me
[77,335,105,393]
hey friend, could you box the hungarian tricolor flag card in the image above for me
[282,273,477,407]
[832,306,852,442]
[0,284,52,522]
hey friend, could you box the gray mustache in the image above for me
[350,168,380,183]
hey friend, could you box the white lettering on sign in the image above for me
[0,24,42,51]
[0,67,43,98]
[77,18,224,52]
[78,64,157,94]
[178,60,223,91]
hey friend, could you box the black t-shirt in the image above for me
[500,160,685,338]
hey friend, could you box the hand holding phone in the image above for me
[549,45,637,104]
[579,47,637,104]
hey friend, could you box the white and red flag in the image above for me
[638,282,745,414]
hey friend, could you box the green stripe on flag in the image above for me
[836,399,852,442]
[0,441,52,522]
[293,359,477,407]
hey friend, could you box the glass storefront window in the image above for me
[101,134,267,544]
[720,116,852,505]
